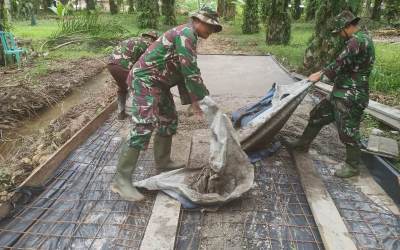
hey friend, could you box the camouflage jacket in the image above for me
[108,37,152,70]
[323,31,375,106]
[131,24,209,104]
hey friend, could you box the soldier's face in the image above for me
[194,20,215,39]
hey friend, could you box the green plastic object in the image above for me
[0,31,24,66]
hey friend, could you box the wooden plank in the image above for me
[139,193,181,250]
[20,100,117,187]
[291,151,357,250]
[139,135,192,250]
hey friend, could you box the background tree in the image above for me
[266,0,291,44]
[305,0,318,20]
[0,0,10,31]
[303,0,346,73]
[385,0,400,24]
[217,0,236,21]
[128,0,135,13]
[242,0,259,34]
[291,0,301,20]
[371,0,383,20]
[137,0,159,28]
[161,0,176,25]
[109,0,119,14]
[260,0,271,23]
[86,0,96,10]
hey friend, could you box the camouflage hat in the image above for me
[332,10,360,34]
[190,6,222,33]
[142,30,159,40]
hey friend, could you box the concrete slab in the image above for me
[197,55,295,96]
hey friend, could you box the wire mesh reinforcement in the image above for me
[313,159,400,250]
[175,149,325,250]
[0,117,157,250]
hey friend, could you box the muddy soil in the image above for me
[0,58,116,199]
[0,58,106,130]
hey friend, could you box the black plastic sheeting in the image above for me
[0,118,156,249]
[175,148,325,250]
[314,159,400,249]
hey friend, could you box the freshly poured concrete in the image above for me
[198,55,295,95]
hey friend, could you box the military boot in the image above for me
[285,123,322,152]
[111,143,144,201]
[117,93,128,120]
[334,145,361,178]
[154,134,185,171]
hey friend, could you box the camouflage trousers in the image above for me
[309,96,366,147]
[128,77,178,150]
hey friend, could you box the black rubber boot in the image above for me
[286,123,322,152]
[153,134,185,171]
[111,143,144,201]
[335,145,361,178]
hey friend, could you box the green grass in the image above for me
[12,19,60,41]
[10,14,400,95]
[370,43,400,93]
[216,21,314,70]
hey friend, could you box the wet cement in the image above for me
[197,55,295,96]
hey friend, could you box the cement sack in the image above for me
[134,96,254,206]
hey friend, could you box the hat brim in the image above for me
[331,17,361,34]
[142,33,158,40]
[191,15,223,33]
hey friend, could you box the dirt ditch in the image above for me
[0,58,117,200]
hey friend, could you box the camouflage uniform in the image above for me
[128,24,210,149]
[108,37,153,70]
[309,30,375,147]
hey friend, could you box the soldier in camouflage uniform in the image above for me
[288,11,375,178]
[107,31,159,120]
[111,7,223,201]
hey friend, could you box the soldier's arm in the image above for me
[175,33,209,102]
[323,38,360,80]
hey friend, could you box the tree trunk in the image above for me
[161,0,176,25]
[128,0,135,13]
[305,0,318,20]
[371,0,383,20]
[224,0,236,20]
[303,0,347,73]
[86,0,96,10]
[292,0,302,20]
[217,0,225,17]
[242,0,260,34]
[385,0,400,24]
[260,0,271,23]
[217,0,236,20]
[363,0,372,17]
[0,0,10,31]
[266,0,291,44]
[137,0,159,28]
[109,0,119,14]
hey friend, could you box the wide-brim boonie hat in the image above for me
[332,10,361,34]
[190,7,222,33]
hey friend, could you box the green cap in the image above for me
[332,10,360,34]
[190,6,222,33]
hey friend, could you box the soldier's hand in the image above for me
[308,71,322,83]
